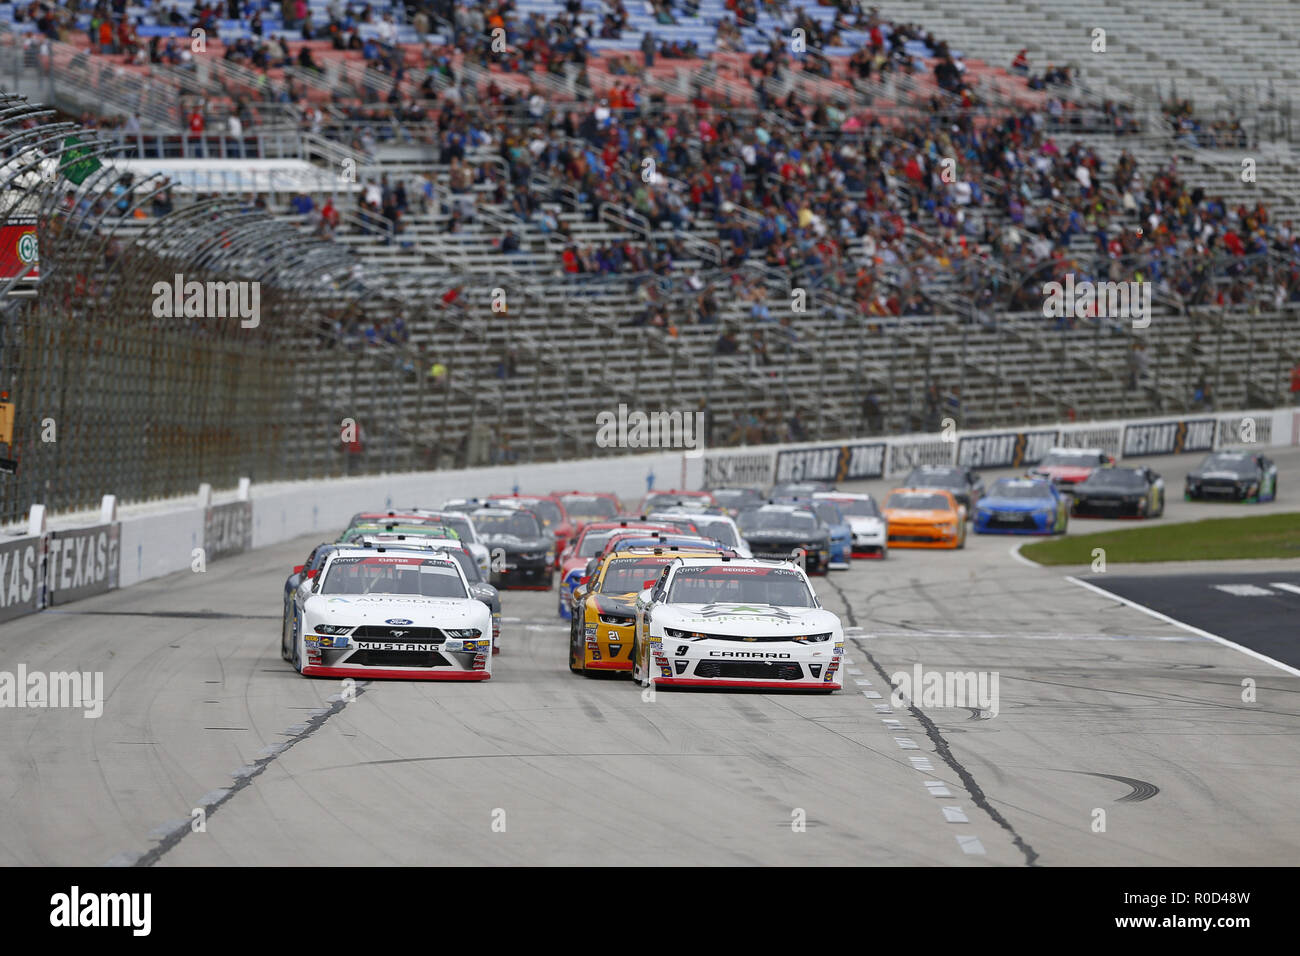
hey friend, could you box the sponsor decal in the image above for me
[956,430,1058,468]
[1122,418,1215,456]
[46,524,119,606]
[204,501,253,561]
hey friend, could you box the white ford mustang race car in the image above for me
[631,556,845,691]
[288,545,493,680]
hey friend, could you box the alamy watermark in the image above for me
[0,665,103,718]
[595,404,705,450]
[151,273,261,328]
[890,663,999,717]
[1042,274,1151,329]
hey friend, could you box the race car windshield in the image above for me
[340,525,457,544]
[689,518,739,547]
[439,549,481,582]
[905,468,963,489]
[437,515,473,541]
[666,567,815,607]
[496,498,562,525]
[987,482,1050,500]
[1040,452,1101,467]
[710,489,762,508]
[738,510,819,533]
[645,494,708,511]
[812,503,844,525]
[321,557,467,598]
[1199,454,1254,474]
[562,496,618,519]
[829,498,881,518]
[599,557,672,593]
[578,530,618,557]
[1081,470,1147,489]
[473,513,542,538]
[885,493,952,511]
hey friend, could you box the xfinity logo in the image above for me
[50,886,151,936]
[708,651,792,659]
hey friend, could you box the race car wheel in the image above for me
[291,624,303,675]
[280,607,292,662]
[1155,491,1165,517]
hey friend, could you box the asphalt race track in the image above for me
[0,448,1297,866]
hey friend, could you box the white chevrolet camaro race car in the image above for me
[630,556,846,691]
[288,545,493,680]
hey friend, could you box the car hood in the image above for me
[845,515,885,531]
[742,529,830,543]
[656,603,839,636]
[1031,465,1093,481]
[304,594,487,626]
[478,533,550,551]
[591,593,639,617]
[884,508,956,523]
[978,496,1052,512]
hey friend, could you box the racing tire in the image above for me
[291,620,303,675]
[1155,491,1165,517]
[280,607,292,662]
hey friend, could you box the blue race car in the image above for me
[774,497,853,569]
[973,478,1069,535]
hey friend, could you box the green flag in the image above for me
[59,135,102,185]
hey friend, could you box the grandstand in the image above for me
[0,1,1297,519]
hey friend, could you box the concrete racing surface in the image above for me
[0,449,1296,866]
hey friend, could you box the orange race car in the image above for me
[882,488,967,549]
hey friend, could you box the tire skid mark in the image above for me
[116,682,370,867]
[826,576,1040,867]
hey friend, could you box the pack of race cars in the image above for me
[278,448,1277,689]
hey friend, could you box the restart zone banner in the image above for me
[775,442,887,483]
[1122,418,1216,457]
[956,430,1060,469]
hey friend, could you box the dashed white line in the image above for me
[924,781,953,797]
[956,835,986,855]
[941,806,970,823]
[1270,582,1300,596]
[894,737,919,750]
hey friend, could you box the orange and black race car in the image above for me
[567,545,734,675]
[881,488,967,549]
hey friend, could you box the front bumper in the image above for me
[748,544,831,574]
[645,636,842,690]
[973,511,1055,534]
[580,620,635,671]
[1186,482,1255,501]
[493,558,553,589]
[1072,496,1146,518]
[888,523,960,548]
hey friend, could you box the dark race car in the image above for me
[901,464,985,512]
[470,507,555,589]
[1185,451,1278,503]
[707,487,766,517]
[737,504,833,574]
[1072,467,1165,519]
